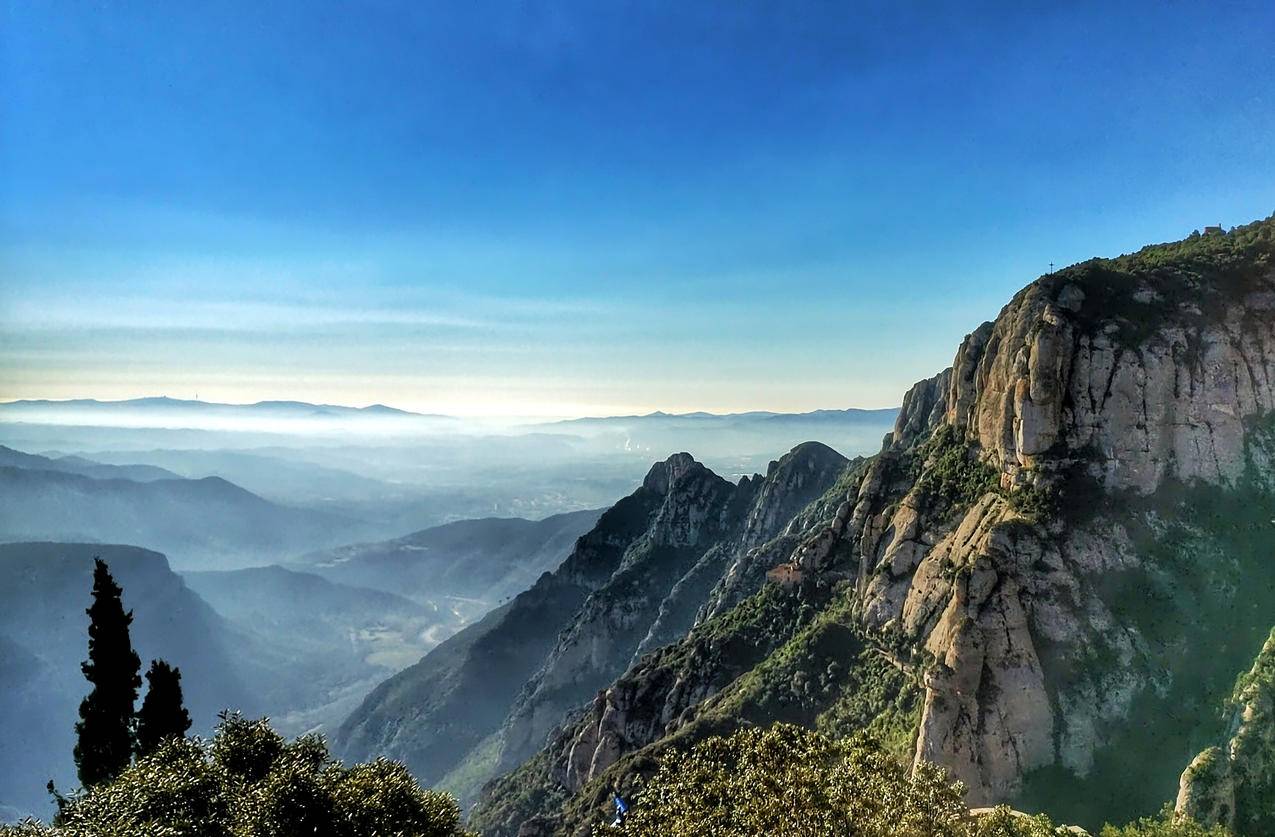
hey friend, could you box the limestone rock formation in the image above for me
[466,217,1275,836]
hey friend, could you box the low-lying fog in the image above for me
[0,398,899,570]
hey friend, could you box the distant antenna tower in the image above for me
[1049,262,1054,274]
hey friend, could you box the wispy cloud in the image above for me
[0,296,493,333]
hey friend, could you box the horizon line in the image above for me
[0,394,903,423]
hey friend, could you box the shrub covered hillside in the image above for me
[599,724,1229,837]
[0,713,471,837]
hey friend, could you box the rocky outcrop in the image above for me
[497,444,848,773]
[495,456,740,772]
[694,444,859,624]
[833,220,1275,807]
[1177,627,1275,836]
[339,444,849,805]
[944,259,1275,494]
[894,367,955,447]
[473,218,1275,835]
[549,585,806,796]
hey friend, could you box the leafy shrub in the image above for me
[913,425,1000,511]
[599,724,1230,837]
[1,713,470,837]
[210,711,284,782]
[1100,805,1231,837]
[606,723,1062,837]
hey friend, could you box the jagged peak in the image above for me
[892,367,954,450]
[641,452,706,495]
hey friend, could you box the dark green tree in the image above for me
[134,659,192,759]
[73,559,142,787]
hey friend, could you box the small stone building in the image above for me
[766,562,804,587]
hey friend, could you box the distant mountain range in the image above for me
[0,398,470,446]
[0,397,897,433]
[549,406,897,423]
[0,453,366,569]
[293,509,604,606]
[0,396,429,419]
[0,445,180,482]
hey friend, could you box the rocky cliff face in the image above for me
[469,216,1275,836]
[336,442,847,801]
[495,454,743,772]
[854,221,1275,818]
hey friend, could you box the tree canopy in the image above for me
[5,713,471,837]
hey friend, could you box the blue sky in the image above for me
[2,1,1273,416]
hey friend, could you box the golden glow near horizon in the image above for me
[0,385,900,421]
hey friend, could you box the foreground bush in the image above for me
[605,724,1227,837]
[1,713,471,837]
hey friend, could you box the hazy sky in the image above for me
[2,1,1274,416]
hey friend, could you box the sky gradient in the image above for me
[2,1,1274,416]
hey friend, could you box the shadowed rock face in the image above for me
[1176,628,1275,836]
[496,443,849,776]
[468,217,1275,837]
[334,444,848,795]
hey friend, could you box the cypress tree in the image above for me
[135,659,192,758]
[73,558,142,787]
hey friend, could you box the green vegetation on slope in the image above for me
[604,724,1227,837]
[1047,214,1274,350]
[1177,625,1275,836]
[698,582,921,756]
[1225,628,1275,837]
[912,424,1001,512]
[465,582,813,836]
[490,582,926,836]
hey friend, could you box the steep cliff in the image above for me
[470,216,1275,836]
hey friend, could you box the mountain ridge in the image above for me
[334,442,851,800]
[0,465,361,570]
[293,509,604,606]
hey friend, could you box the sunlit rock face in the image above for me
[458,222,1275,836]
[829,222,1275,813]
